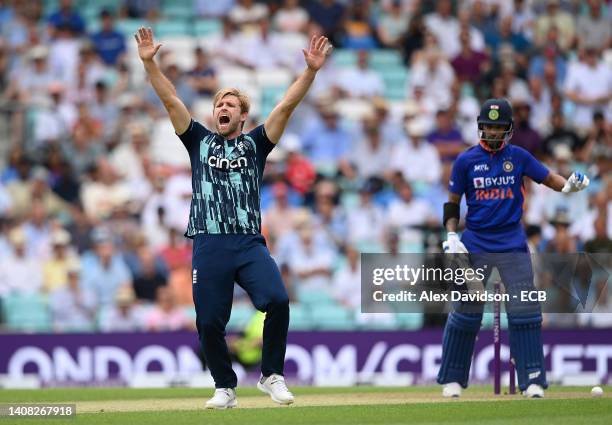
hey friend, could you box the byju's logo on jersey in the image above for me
[208,155,248,170]
[474,164,489,172]
[473,175,515,188]
[474,177,485,188]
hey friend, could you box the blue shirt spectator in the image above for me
[91,10,126,66]
[306,0,345,43]
[301,108,351,170]
[48,0,85,36]
[80,229,132,308]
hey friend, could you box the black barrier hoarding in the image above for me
[361,253,611,315]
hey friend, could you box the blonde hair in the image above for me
[213,88,250,114]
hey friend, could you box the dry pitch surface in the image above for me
[1,386,610,425]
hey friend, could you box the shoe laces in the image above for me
[216,388,234,398]
[269,375,292,395]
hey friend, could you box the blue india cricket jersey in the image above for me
[178,119,275,237]
[449,143,549,251]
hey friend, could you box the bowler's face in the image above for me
[214,95,246,137]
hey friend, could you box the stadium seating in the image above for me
[3,294,52,332]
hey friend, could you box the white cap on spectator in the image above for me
[8,227,26,246]
[553,144,572,161]
[406,118,429,138]
[280,133,302,152]
[51,229,71,246]
[28,45,48,60]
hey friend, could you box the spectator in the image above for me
[273,0,309,34]
[121,0,160,20]
[242,19,290,70]
[89,81,120,143]
[7,166,67,219]
[125,237,169,302]
[202,17,245,68]
[282,134,316,195]
[80,227,132,308]
[33,82,77,147]
[195,0,235,18]
[376,0,410,49]
[312,183,346,249]
[90,9,126,67]
[512,0,536,41]
[485,15,531,59]
[47,24,81,88]
[426,109,465,163]
[348,113,393,179]
[159,227,193,306]
[332,245,361,309]
[542,112,584,157]
[424,0,459,59]
[400,12,425,65]
[544,209,577,253]
[62,104,105,175]
[346,180,386,247]
[335,50,384,98]
[563,47,612,132]
[0,227,42,296]
[409,49,456,109]
[306,0,345,44]
[47,0,85,37]
[301,101,351,172]
[528,43,567,88]
[99,286,143,332]
[341,0,377,49]
[451,28,489,85]
[534,0,575,52]
[187,47,218,96]
[228,0,269,33]
[109,122,150,189]
[263,182,301,242]
[9,45,57,106]
[42,228,79,293]
[386,179,435,246]
[145,286,192,331]
[576,0,611,50]
[391,118,442,185]
[286,212,335,291]
[48,263,96,331]
[511,98,543,155]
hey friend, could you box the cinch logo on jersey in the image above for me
[208,155,248,170]
[473,175,516,201]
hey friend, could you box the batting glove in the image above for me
[442,232,469,254]
[562,172,590,193]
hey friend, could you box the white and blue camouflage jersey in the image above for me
[177,119,275,236]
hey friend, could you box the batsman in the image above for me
[438,98,589,398]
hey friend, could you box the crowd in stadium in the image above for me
[0,0,610,333]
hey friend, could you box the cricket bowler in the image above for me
[135,27,331,408]
[438,98,589,398]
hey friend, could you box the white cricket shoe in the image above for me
[523,384,544,398]
[257,374,295,405]
[205,388,237,409]
[442,382,462,398]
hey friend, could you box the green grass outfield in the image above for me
[0,385,610,425]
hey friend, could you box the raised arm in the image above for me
[264,35,332,144]
[135,27,191,134]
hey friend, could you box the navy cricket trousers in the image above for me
[192,234,289,389]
